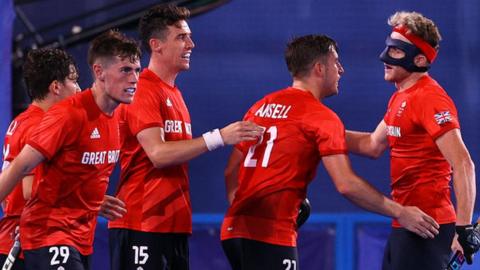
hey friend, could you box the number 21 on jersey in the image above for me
[244,126,277,168]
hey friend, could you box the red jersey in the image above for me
[0,105,44,256]
[108,68,193,233]
[383,76,459,227]
[20,89,120,255]
[221,87,347,247]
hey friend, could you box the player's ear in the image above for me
[93,63,105,82]
[48,80,61,96]
[414,54,428,67]
[149,38,163,53]
[312,61,325,77]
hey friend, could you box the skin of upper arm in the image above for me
[136,126,165,162]
[435,129,473,168]
[321,154,356,194]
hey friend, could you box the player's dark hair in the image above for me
[139,4,190,53]
[87,29,141,67]
[22,48,78,101]
[285,34,338,78]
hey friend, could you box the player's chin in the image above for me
[384,74,395,82]
[180,62,190,71]
[118,95,135,104]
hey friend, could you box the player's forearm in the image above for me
[225,168,239,205]
[0,160,34,202]
[338,175,401,218]
[148,137,209,168]
[452,159,476,225]
[224,148,242,204]
[345,130,382,158]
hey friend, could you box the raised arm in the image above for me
[137,121,262,169]
[224,148,243,205]
[346,120,389,159]
[0,145,44,202]
[322,153,439,238]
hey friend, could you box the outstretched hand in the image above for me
[397,206,439,238]
[220,121,264,145]
[99,195,127,221]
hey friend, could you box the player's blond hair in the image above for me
[388,11,442,49]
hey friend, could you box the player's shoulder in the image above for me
[46,90,91,121]
[312,103,342,122]
[13,105,44,123]
[414,76,449,99]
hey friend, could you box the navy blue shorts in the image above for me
[382,223,455,270]
[109,228,189,270]
[23,245,90,270]
[222,238,299,270]
[0,253,25,270]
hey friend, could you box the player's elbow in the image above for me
[335,182,355,197]
[369,148,384,159]
[366,142,387,159]
[148,153,170,169]
[224,167,234,180]
[150,158,170,169]
[146,147,172,169]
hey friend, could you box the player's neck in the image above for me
[395,72,428,92]
[292,79,320,100]
[148,58,178,88]
[91,82,118,116]
[32,97,56,112]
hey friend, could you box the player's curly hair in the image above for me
[388,11,442,49]
[139,4,190,53]
[87,29,141,67]
[22,48,78,101]
[285,34,338,78]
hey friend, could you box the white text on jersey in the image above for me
[81,150,120,165]
[386,125,401,137]
[164,120,192,135]
[254,103,292,119]
[6,121,18,136]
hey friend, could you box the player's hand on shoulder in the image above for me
[220,121,264,145]
[397,206,439,239]
[99,195,127,221]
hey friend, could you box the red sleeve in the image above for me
[27,106,80,160]
[304,108,348,156]
[127,83,164,136]
[414,91,460,140]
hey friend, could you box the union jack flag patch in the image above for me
[434,111,452,125]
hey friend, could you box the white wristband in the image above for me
[202,128,224,151]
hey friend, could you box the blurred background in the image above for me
[1,0,479,269]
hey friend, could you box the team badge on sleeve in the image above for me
[434,111,452,125]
